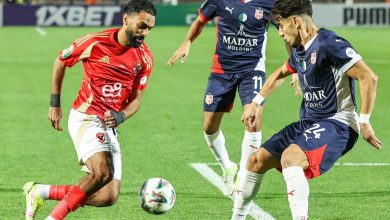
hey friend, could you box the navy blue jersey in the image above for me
[199,0,274,74]
[287,29,361,132]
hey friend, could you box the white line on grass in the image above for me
[190,163,275,220]
[335,162,390,166]
[35,27,47,36]
[206,162,390,167]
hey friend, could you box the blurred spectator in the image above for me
[86,0,98,4]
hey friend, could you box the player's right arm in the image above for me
[48,58,67,131]
[167,16,207,66]
[242,63,292,128]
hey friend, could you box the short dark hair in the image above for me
[271,0,312,22]
[124,0,157,16]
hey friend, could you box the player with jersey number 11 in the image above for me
[22,0,156,219]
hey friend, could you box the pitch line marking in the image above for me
[206,162,390,167]
[190,163,275,220]
[35,27,47,36]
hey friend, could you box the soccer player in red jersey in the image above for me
[23,1,156,219]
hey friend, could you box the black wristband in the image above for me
[50,94,61,107]
[110,110,126,125]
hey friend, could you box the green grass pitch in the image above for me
[0,26,389,219]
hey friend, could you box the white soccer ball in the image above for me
[139,178,176,215]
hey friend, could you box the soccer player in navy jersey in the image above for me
[22,1,156,219]
[232,0,382,219]
[167,0,299,196]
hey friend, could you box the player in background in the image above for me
[167,0,299,196]
[22,1,156,219]
[232,0,382,219]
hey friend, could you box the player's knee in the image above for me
[281,144,308,169]
[102,190,119,206]
[203,122,219,135]
[92,168,114,186]
[246,152,265,174]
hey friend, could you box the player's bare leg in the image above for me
[84,179,120,207]
[237,105,264,186]
[281,144,310,220]
[203,111,237,196]
[232,147,279,220]
[46,151,115,219]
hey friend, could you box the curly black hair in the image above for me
[124,0,157,16]
[271,0,312,22]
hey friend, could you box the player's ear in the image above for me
[123,13,128,25]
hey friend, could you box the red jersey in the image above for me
[58,28,154,119]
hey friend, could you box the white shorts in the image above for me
[68,109,122,180]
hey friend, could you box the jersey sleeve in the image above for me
[325,35,362,73]
[198,0,218,22]
[58,34,98,67]
[133,51,154,91]
[286,57,297,74]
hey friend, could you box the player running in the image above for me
[232,0,382,219]
[167,0,299,196]
[23,1,156,219]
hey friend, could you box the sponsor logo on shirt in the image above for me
[302,75,326,108]
[101,83,122,103]
[223,25,258,52]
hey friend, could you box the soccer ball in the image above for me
[139,178,176,215]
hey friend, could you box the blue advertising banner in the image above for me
[3,4,122,26]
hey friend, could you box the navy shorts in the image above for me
[262,119,359,179]
[203,71,266,112]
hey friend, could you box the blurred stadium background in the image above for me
[0,0,389,219]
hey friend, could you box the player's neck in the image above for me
[117,28,129,47]
[299,24,318,47]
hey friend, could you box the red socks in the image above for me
[49,185,71,201]
[49,185,87,220]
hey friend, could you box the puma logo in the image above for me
[225,6,234,14]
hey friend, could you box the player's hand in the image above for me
[167,41,191,66]
[104,110,125,128]
[360,123,382,150]
[290,73,301,96]
[48,107,63,131]
[241,102,259,128]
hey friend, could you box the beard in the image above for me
[125,29,144,48]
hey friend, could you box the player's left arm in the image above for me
[346,60,382,149]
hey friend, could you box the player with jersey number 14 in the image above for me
[22,1,157,219]
[233,0,382,219]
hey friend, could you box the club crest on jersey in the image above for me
[310,52,317,64]
[205,93,213,105]
[133,62,143,74]
[255,9,263,20]
[96,133,105,143]
[61,45,74,59]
